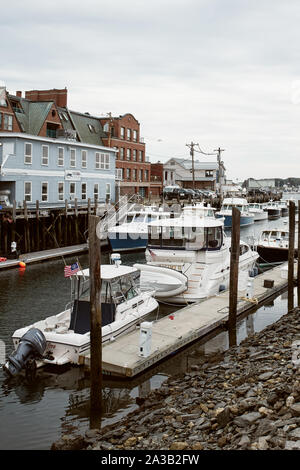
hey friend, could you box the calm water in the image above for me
[0,193,299,450]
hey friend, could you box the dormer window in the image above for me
[88,124,96,133]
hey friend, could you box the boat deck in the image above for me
[79,261,296,377]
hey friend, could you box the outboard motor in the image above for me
[3,328,47,377]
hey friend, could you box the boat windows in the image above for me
[126,214,134,223]
[148,225,223,250]
[134,213,146,223]
[240,244,249,255]
[281,232,288,240]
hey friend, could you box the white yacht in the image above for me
[8,260,158,369]
[136,213,259,305]
[248,203,268,221]
[215,198,254,228]
[108,206,172,252]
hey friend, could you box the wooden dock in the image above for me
[79,261,295,378]
[0,242,108,270]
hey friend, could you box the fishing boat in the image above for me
[262,201,281,220]
[136,213,259,304]
[215,197,254,228]
[248,203,268,221]
[255,228,298,263]
[5,257,158,373]
[108,206,172,252]
[278,200,288,217]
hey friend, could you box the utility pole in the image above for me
[186,142,196,191]
[214,147,225,199]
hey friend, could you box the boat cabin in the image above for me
[69,265,141,334]
[124,210,170,224]
[259,230,289,244]
[220,198,250,214]
[148,217,224,251]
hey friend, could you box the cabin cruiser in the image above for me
[136,213,259,305]
[255,228,298,263]
[262,201,281,220]
[248,203,268,221]
[215,198,254,228]
[278,200,288,217]
[5,258,158,374]
[108,206,172,252]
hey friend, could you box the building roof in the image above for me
[166,157,218,170]
[68,110,106,146]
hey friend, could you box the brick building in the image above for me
[100,113,151,198]
[150,161,163,198]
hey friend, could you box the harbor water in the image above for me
[0,194,299,450]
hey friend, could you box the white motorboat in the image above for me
[248,203,268,221]
[137,212,259,304]
[262,201,281,220]
[215,198,254,228]
[108,206,172,252]
[255,228,298,263]
[7,259,158,371]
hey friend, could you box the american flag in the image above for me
[64,262,80,277]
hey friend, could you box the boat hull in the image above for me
[257,245,297,264]
[108,232,148,252]
[216,214,254,228]
[266,208,281,220]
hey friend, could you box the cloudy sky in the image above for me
[2,0,300,181]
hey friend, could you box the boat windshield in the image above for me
[126,214,134,223]
[133,213,146,223]
[148,225,223,250]
[71,272,140,306]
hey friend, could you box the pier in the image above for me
[79,260,296,377]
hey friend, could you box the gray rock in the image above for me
[258,371,274,381]
[238,434,250,447]
[216,407,232,427]
[289,428,300,438]
[234,412,262,427]
[285,440,300,450]
[255,419,276,437]
[289,403,300,417]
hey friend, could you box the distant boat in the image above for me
[215,198,254,228]
[248,203,268,221]
[255,228,298,263]
[262,201,281,220]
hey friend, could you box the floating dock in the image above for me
[0,243,101,270]
[79,261,296,377]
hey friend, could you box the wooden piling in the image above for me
[288,201,295,311]
[23,200,30,253]
[88,214,102,421]
[64,200,68,247]
[228,207,240,347]
[74,198,79,244]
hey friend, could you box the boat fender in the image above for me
[19,261,26,268]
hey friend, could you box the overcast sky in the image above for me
[2,0,300,181]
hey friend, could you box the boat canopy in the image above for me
[75,264,139,280]
[148,216,223,250]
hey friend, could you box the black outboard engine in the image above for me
[3,328,47,377]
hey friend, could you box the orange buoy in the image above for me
[18,261,26,268]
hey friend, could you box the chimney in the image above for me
[16,91,22,97]
[25,88,68,107]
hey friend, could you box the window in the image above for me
[127,128,131,140]
[126,168,131,180]
[205,170,213,177]
[96,152,110,169]
[120,148,124,160]
[70,182,76,199]
[58,182,64,201]
[126,148,131,161]
[133,130,137,142]
[133,149,137,161]
[106,183,111,200]
[4,114,13,130]
[144,170,149,181]
[41,145,49,165]
[88,124,96,133]
[70,148,76,168]
[139,150,143,162]
[58,147,64,166]
[24,143,32,164]
[94,183,99,199]
[82,183,87,200]
[41,182,48,202]
[139,169,143,182]
[24,181,32,202]
[120,127,125,139]
[132,169,137,181]
[81,150,87,168]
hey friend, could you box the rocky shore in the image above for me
[52,307,300,451]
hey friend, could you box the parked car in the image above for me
[163,186,186,200]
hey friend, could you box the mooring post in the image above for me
[64,199,68,246]
[74,198,79,244]
[23,200,30,253]
[88,214,102,426]
[35,200,40,251]
[298,200,300,307]
[288,201,296,311]
[228,206,240,347]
